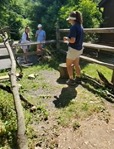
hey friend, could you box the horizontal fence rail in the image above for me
[80,55,114,70]
[0,40,56,48]
[14,40,56,47]
[0,40,56,69]
[59,27,114,33]
[59,40,114,53]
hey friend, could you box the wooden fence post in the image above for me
[56,19,60,50]
[111,70,114,86]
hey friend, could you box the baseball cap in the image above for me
[37,24,42,28]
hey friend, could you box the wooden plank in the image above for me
[60,40,114,53]
[14,40,56,47]
[83,42,114,53]
[80,55,114,70]
[0,59,11,70]
[59,27,114,33]
[0,48,9,56]
[0,43,5,48]
[111,70,114,85]
[84,27,114,33]
[0,73,19,80]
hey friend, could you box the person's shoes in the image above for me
[66,79,75,86]
[75,77,81,84]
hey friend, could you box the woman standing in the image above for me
[63,11,83,86]
[21,26,30,63]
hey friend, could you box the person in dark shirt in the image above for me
[63,11,83,86]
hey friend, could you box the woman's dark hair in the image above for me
[70,11,83,24]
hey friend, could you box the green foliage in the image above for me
[79,0,102,28]
[0,0,102,41]
[59,0,102,28]
[72,121,81,131]
[0,90,17,148]
[0,0,30,40]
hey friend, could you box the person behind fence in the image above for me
[63,11,84,86]
[20,26,30,63]
[35,24,46,56]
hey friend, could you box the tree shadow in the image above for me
[53,86,77,108]
[0,130,17,149]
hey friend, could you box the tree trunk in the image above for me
[59,63,69,79]
[4,39,28,149]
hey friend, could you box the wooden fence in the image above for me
[1,26,114,85]
[0,40,56,69]
[56,26,114,85]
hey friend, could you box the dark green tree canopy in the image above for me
[0,0,102,40]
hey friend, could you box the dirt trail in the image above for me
[32,70,114,149]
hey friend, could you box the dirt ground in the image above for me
[57,102,114,149]
[29,70,114,149]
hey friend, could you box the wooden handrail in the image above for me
[14,40,56,47]
[59,40,114,53]
[83,42,114,52]
[59,27,114,33]
[80,55,114,70]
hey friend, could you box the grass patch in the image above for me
[81,63,112,81]
[57,90,105,127]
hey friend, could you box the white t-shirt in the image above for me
[21,32,30,51]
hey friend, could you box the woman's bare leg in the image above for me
[66,58,74,79]
[37,44,42,55]
[24,52,28,63]
[73,58,81,77]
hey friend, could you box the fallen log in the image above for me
[0,73,21,81]
[81,73,104,88]
[81,73,114,103]
[81,82,114,103]
[2,32,28,149]
[0,84,36,109]
[97,70,114,92]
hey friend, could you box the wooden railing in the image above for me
[1,26,114,85]
[59,27,114,33]
[56,26,114,85]
[0,40,56,69]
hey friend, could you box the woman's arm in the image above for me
[63,37,76,43]
[35,30,39,38]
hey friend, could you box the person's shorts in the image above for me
[67,46,83,60]
[21,46,28,53]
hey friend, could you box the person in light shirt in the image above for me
[35,24,46,56]
[21,26,30,63]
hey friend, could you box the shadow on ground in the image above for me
[56,77,67,84]
[53,85,77,108]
